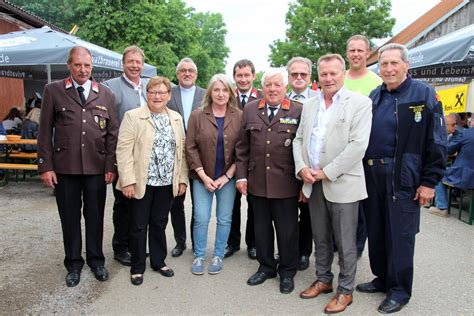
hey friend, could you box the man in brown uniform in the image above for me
[38,46,118,287]
[236,68,302,294]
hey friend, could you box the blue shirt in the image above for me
[180,85,196,129]
[365,77,412,158]
[213,116,225,180]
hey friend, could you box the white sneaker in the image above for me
[429,206,448,217]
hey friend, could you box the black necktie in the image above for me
[241,95,247,106]
[77,86,86,105]
[294,94,304,100]
[268,107,277,122]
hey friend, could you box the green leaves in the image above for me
[11,0,229,87]
[270,0,395,79]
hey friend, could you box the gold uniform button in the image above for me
[266,140,271,144]
[267,128,271,132]
[82,109,86,112]
[266,166,271,170]
[266,153,270,157]
[83,119,86,123]
[287,129,290,133]
[81,144,85,147]
[82,131,86,135]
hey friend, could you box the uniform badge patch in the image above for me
[284,138,292,147]
[409,105,424,123]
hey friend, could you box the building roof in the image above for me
[0,0,66,33]
[367,0,469,65]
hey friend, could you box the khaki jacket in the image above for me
[292,88,372,203]
[186,105,242,180]
[116,106,188,199]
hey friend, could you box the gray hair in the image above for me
[317,54,346,72]
[287,57,313,75]
[378,43,409,63]
[261,68,288,87]
[176,57,197,73]
[202,74,237,109]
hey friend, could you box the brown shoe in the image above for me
[300,280,333,299]
[324,293,353,314]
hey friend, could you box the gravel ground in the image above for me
[0,177,473,315]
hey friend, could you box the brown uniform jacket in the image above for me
[235,98,302,199]
[186,105,242,181]
[38,77,118,175]
[236,87,263,110]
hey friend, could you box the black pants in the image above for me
[129,185,173,275]
[55,173,106,272]
[112,178,129,254]
[227,191,256,249]
[170,179,194,247]
[298,201,313,256]
[249,194,298,278]
[363,160,420,304]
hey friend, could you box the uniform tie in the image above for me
[268,106,277,122]
[241,95,247,106]
[77,86,86,105]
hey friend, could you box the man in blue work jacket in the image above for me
[356,43,447,314]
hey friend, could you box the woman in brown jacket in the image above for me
[186,74,242,275]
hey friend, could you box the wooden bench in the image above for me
[9,152,37,159]
[0,163,38,170]
[0,163,38,186]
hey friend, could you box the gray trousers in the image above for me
[308,182,359,294]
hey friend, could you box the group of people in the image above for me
[36,33,448,315]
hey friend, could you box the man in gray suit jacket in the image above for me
[293,54,372,314]
[286,56,319,271]
[167,57,206,257]
[102,45,148,267]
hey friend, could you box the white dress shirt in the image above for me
[72,78,91,100]
[309,88,343,170]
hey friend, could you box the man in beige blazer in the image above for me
[293,54,372,314]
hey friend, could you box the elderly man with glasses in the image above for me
[167,57,206,257]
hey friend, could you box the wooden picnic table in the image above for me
[0,138,38,185]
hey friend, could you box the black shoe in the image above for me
[224,245,240,258]
[91,266,109,282]
[356,281,384,293]
[247,271,276,286]
[65,270,81,287]
[297,255,310,271]
[114,251,132,266]
[280,277,294,294]
[130,274,143,286]
[156,267,174,277]
[247,247,257,259]
[171,244,186,257]
[378,298,405,314]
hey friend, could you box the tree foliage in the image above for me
[270,0,395,76]
[10,0,229,87]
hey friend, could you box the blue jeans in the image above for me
[435,182,448,209]
[192,179,236,259]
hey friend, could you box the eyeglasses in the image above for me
[147,90,169,97]
[178,68,197,74]
[290,72,309,79]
